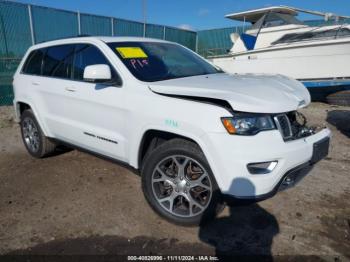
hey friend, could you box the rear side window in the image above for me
[72,44,116,81]
[22,49,45,75]
[42,45,75,78]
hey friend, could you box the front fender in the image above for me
[128,123,208,169]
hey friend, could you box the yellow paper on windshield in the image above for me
[116,47,148,59]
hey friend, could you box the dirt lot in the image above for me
[0,103,349,259]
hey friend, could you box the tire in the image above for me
[326,90,350,106]
[20,109,56,158]
[141,138,224,226]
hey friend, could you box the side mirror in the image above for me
[83,64,112,83]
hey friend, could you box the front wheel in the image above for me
[141,138,224,226]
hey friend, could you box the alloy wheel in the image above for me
[151,155,213,218]
[22,118,40,153]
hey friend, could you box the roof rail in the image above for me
[37,34,92,44]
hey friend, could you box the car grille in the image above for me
[274,112,315,141]
[274,114,293,140]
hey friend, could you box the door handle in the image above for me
[65,87,77,92]
[32,82,40,86]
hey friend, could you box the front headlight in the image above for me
[221,114,275,135]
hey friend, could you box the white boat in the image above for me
[210,6,350,88]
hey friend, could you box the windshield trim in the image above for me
[143,71,224,83]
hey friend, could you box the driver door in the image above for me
[50,44,128,161]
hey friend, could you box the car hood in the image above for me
[148,73,311,113]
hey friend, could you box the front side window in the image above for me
[72,44,117,81]
[107,42,222,82]
[22,49,45,75]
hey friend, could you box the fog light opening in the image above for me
[282,176,294,186]
[247,161,278,175]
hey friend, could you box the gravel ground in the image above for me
[0,103,349,259]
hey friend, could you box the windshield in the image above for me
[108,41,222,82]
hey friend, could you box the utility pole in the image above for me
[143,0,147,37]
[0,12,9,57]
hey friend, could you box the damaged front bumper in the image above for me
[202,127,331,199]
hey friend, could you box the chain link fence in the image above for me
[0,0,197,106]
[0,58,20,105]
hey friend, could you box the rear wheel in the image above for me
[141,138,224,226]
[20,109,57,158]
[326,90,350,106]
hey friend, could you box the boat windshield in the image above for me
[272,27,350,44]
[241,12,304,50]
[251,12,303,30]
[108,42,222,82]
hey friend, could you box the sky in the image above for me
[11,0,350,30]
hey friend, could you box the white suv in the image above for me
[13,37,331,225]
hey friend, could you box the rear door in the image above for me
[20,45,76,138]
[35,44,76,137]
